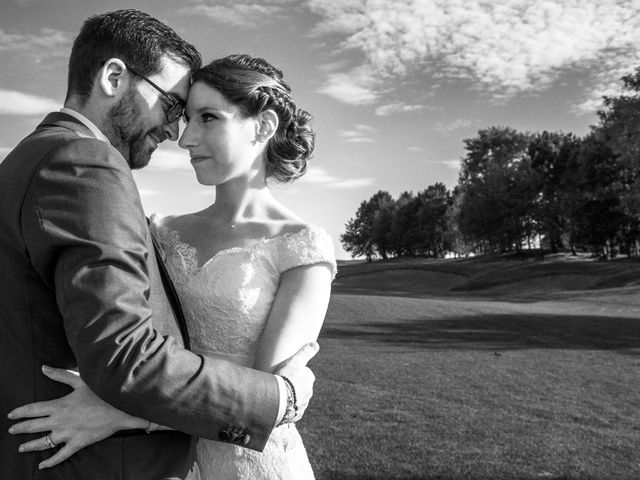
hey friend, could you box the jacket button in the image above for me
[241,434,250,446]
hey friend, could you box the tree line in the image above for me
[341,68,640,261]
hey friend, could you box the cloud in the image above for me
[442,159,462,170]
[317,68,379,105]
[308,0,640,106]
[572,59,638,114]
[299,166,375,189]
[338,124,377,143]
[316,60,352,73]
[145,148,193,172]
[299,166,338,184]
[375,103,424,116]
[327,178,376,189]
[435,118,474,134]
[0,28,71,58]
[574,95,606,116]
[0,89,60,115]
[178,0,299,27]
[12,0,52,5]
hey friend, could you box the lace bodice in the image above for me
[150,214,335,480]
[150,214,337,365]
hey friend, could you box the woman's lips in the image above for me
[190,156,209,164]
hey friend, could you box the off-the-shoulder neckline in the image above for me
[151,217,327,273]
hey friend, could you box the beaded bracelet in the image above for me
[278,375,299,425]
[280,375,298,409]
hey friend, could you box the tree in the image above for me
[456,127,538,252]
[340,190,394,261]
[370,195,396,259]
[528,131,580,252]
[591,68,640,256]
[567,133,627,257]
[445,186,472,257]
[387,191,415,256]
[413,183,452,257]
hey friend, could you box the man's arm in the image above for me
[22,138,279,449]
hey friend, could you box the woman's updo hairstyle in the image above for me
[193,54,315,183]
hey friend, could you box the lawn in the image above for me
[299,255,640,480]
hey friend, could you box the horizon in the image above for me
[2,0,639,259]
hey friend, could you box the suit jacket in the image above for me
[0,112,279,480]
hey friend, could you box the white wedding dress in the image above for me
[150,215,337,480]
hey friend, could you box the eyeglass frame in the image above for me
[126,65,185,124]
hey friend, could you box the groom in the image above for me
[0,9,317,480]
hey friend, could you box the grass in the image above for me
[298,255,640,479]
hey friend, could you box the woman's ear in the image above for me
[97,58,128,98]
[256,109,279,142]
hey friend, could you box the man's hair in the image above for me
[65,9,202,104]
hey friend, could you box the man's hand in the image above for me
[274,342,319,422]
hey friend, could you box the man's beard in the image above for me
[105,87,160,170]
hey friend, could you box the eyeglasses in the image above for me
[127,65,185,124]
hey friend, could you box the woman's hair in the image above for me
[193,54,315,183]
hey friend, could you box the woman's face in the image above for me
[178,81,263,186]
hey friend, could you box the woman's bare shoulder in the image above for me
[264,202,311,236]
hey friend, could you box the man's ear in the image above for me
[97,58,128,98]
[256,109,279,142]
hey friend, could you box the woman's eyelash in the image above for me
[181,112,217,123]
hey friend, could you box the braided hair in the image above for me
[192,54,315,183]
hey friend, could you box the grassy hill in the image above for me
[335,254,640,297]
[301,255,640,480]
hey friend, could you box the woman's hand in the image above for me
[7,366,148,470]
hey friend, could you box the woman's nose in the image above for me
[178,122,193,149]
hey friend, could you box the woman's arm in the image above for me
[7,367,152,470]
[253,263,333,373]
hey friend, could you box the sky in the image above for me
[2,0,640,259]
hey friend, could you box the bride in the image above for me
[9,54,336,479]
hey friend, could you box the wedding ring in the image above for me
[43,434,56,449]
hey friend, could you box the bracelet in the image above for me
[278,375,299,426]
[280,376,298,410]
[145,421,158,434]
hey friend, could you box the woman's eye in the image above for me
[202,113,217,122]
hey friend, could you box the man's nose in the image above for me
[164,119,180,142]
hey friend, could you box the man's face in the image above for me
[105,56,191,169]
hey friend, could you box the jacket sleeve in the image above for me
[21,137,278,450]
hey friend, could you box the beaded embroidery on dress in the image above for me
[150,214,337,480]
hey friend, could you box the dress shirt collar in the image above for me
[60,107,111,145]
